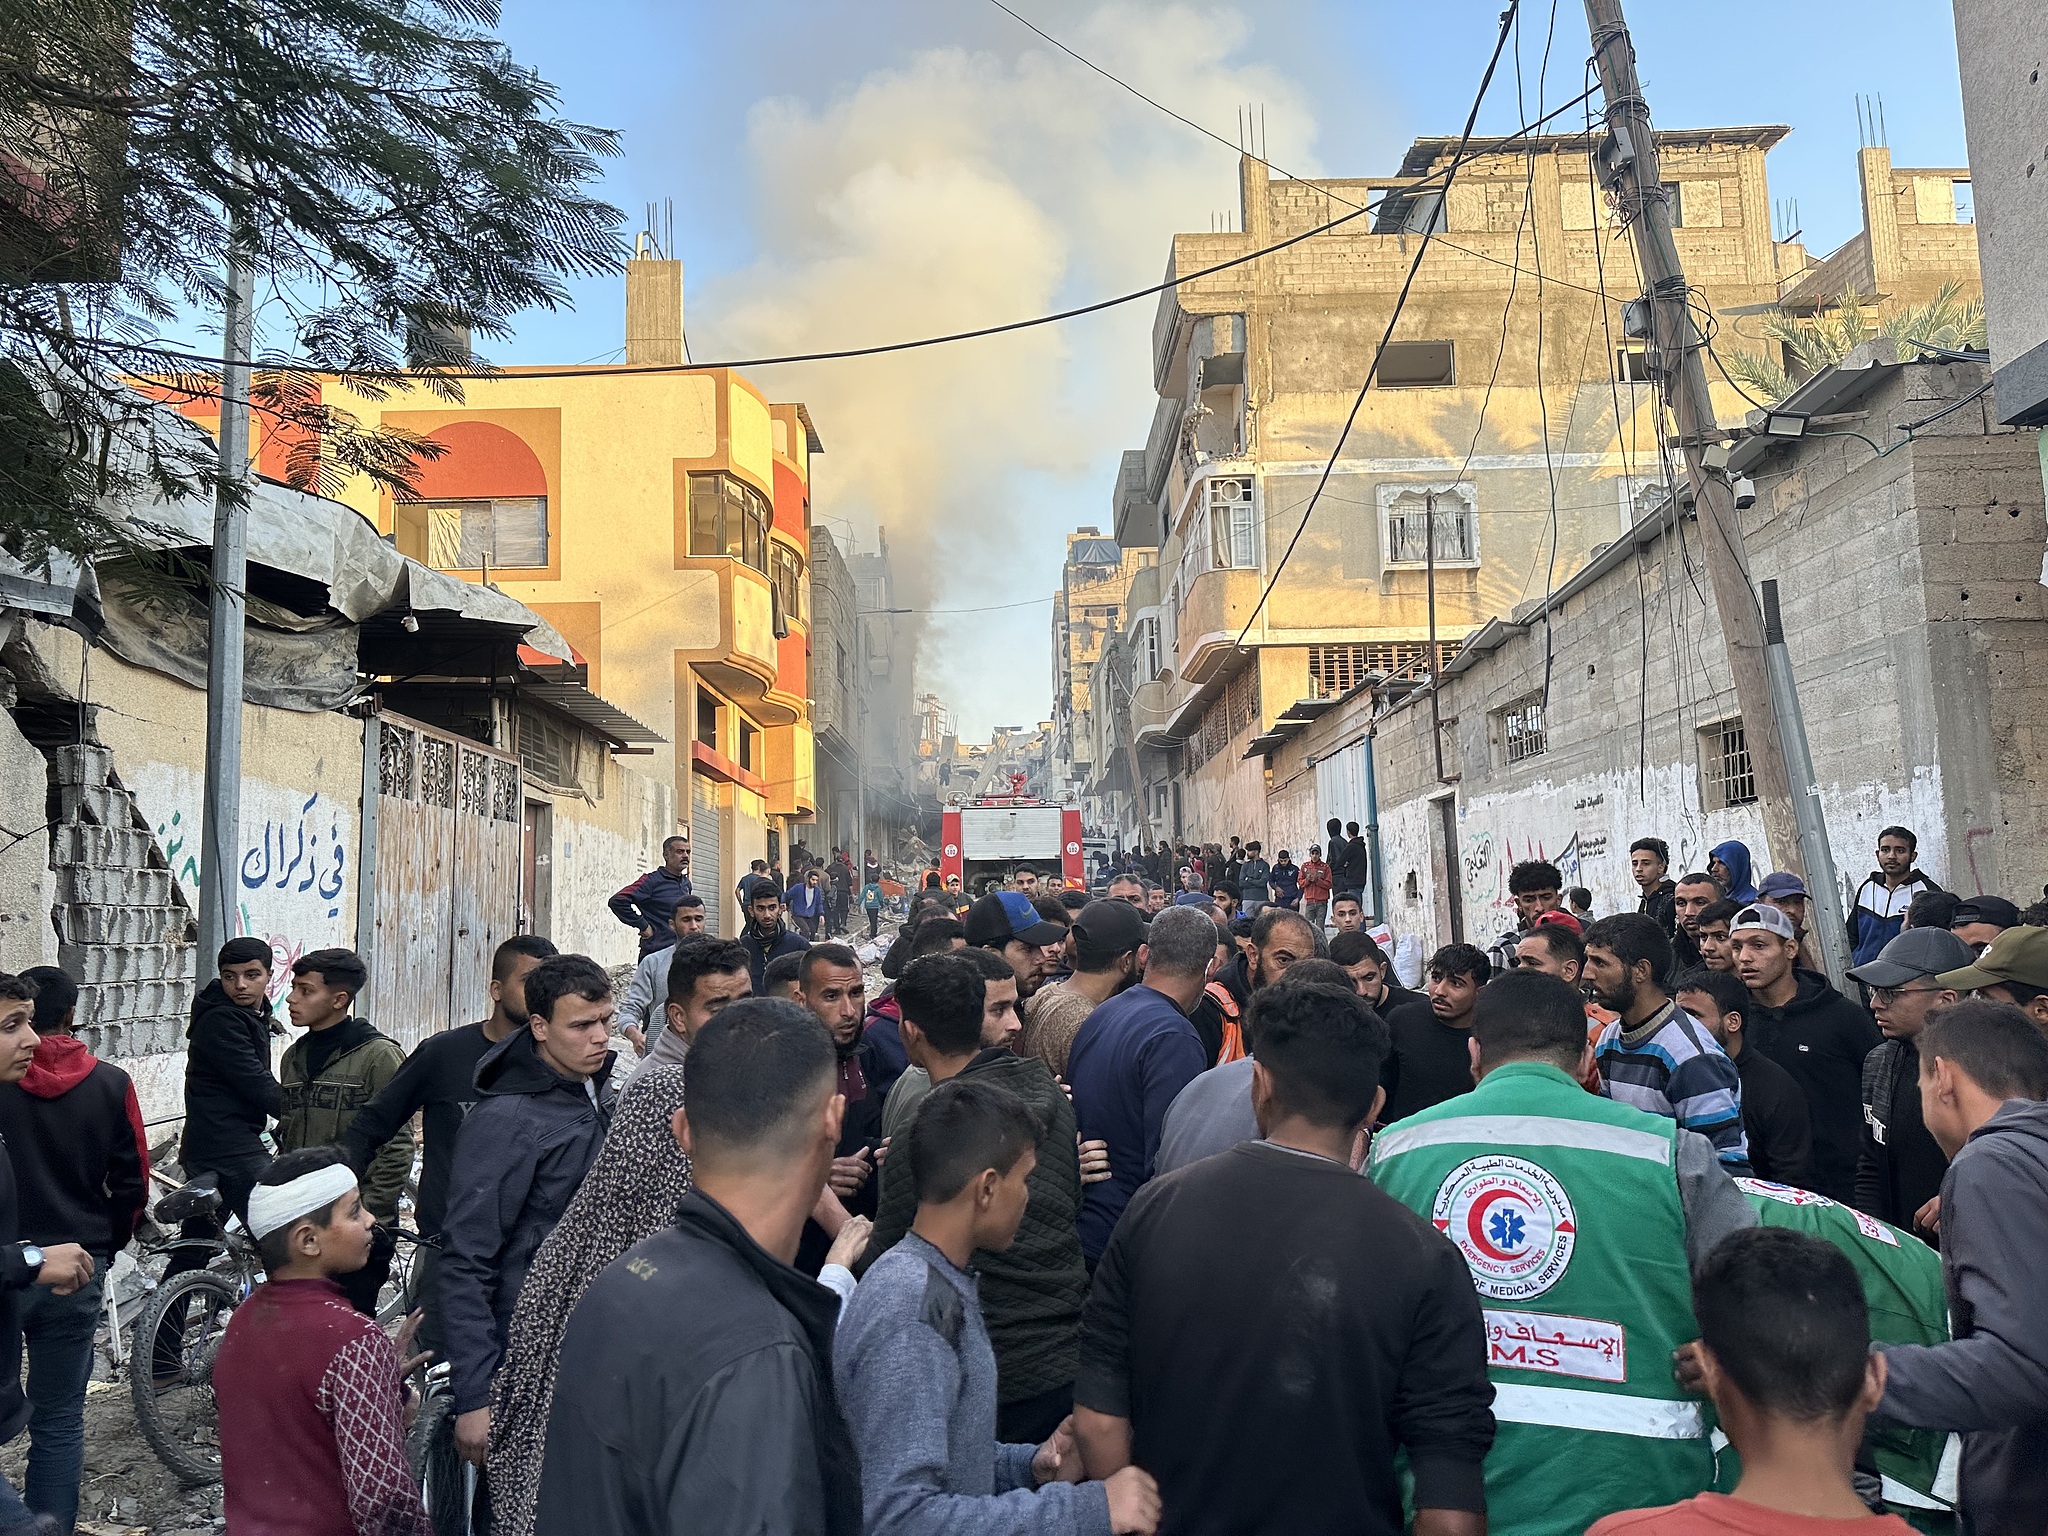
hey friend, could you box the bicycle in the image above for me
[128,1175,264,1485]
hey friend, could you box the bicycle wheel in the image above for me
[131,1268,241,1485]
[413,1386,471,1536]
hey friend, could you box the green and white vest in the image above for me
[1369,1060,1713,1536]
[1733,1178,1958,1533]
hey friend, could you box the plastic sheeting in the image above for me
[96,579,361,711]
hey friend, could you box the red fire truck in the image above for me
[940,793,1085,892]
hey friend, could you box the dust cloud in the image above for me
[692,4,1324,737]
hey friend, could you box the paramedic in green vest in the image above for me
[1729,1176,1957,1532]
[1369,969,1755,1536]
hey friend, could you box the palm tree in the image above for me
[1722,282,1987,403]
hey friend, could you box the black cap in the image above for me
[1951,896,2021,931]
[1071,899,1147,958]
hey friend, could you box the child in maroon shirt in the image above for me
[214,1148,428,1536]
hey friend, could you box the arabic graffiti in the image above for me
[239,792,348,916]
[139,766,356,969]
[160,809,200,890]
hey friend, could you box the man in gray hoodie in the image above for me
[1876,995,2048,1533]
[835,1077,1160,1536]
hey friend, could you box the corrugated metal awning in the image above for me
[516,681,667,749]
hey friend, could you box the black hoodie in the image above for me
[437,1027,617,1412]
[1747,968,1881,1203]
[180,979,282,1167]
[340,1020,501,1239]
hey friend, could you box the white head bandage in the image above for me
[246,1164,360,1241]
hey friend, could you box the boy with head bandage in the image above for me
[212,1150,430,1536]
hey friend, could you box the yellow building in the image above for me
[1103,133,1801,847]
[321,257,824,935]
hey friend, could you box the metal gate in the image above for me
[366,713,524,1046]
[691,773,722,938]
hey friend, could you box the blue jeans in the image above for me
[17,1276,104,1533]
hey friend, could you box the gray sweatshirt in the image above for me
[1879,1098,2048,1532]
[834,1233,1110,1536]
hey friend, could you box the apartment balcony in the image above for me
[677,560,796,724]
[1177,565,1263,686]
[1130,677,1179,749]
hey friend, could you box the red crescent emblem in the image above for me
[1465,1190,1521,1261]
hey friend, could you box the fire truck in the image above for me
[940,782,1084,893]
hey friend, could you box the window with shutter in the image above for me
[423,497,548,570]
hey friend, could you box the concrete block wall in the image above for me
[46,743,197,1059]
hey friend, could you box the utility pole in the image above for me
[196,216,256,966]
[1761,581,1850,987]
[1583,0,1804,881]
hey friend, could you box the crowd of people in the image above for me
[0,815,2044,1534]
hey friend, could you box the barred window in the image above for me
[1308,641,1463,697]
[1497,694,1547,765]
[1184,669,1260,771]
[1379,483,1478,568]
[1700,719,1756,809]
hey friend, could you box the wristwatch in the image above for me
[16,1243,43,1272]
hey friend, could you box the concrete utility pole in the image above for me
[1761,581,1851,987]
[1582,0,1804,881]
[196,219,257,966]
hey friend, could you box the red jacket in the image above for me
[1298,858,1334,902]
[0,1034,148,1258]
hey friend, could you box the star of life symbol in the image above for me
[1432,1155,1578,1301]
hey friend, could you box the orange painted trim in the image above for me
[691,739,767,795]
[669,372,774,504]
[379,406,565,582]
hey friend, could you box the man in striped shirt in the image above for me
[1584,913,1750,1168]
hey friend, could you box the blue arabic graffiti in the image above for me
[236,793,348,917]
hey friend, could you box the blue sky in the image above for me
[479,0,1967,737]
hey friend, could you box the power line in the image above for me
[1235,3,1523,647]
[47,86,1598,389]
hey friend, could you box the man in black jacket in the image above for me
[1630,836,1678,940]
[793,944,883,1275]
[1730,903,1881,1203]
[0,974,98,1536]
[179,936,282,1221]
[341,933,556,1351]
[537,998,860,1536]
[741,883,810,993]
[1336,820,1372,903]
[441,954,618,1471]
[1847,927,1967,1238]
[1673,966,1814,1188]
[0,968,144,1532]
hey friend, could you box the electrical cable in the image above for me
[1233,2,1523,648]
[35,89,1596,391]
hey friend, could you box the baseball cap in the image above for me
[964,890,1067,949]
[1951,896,2021,931]
[1531,909,1584,936]
[1936,923,2048,993]
[1757,871,1809,900]
[1847,927,1974,990]
[1730,903,1797,942]
[1070,899,1147,958]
